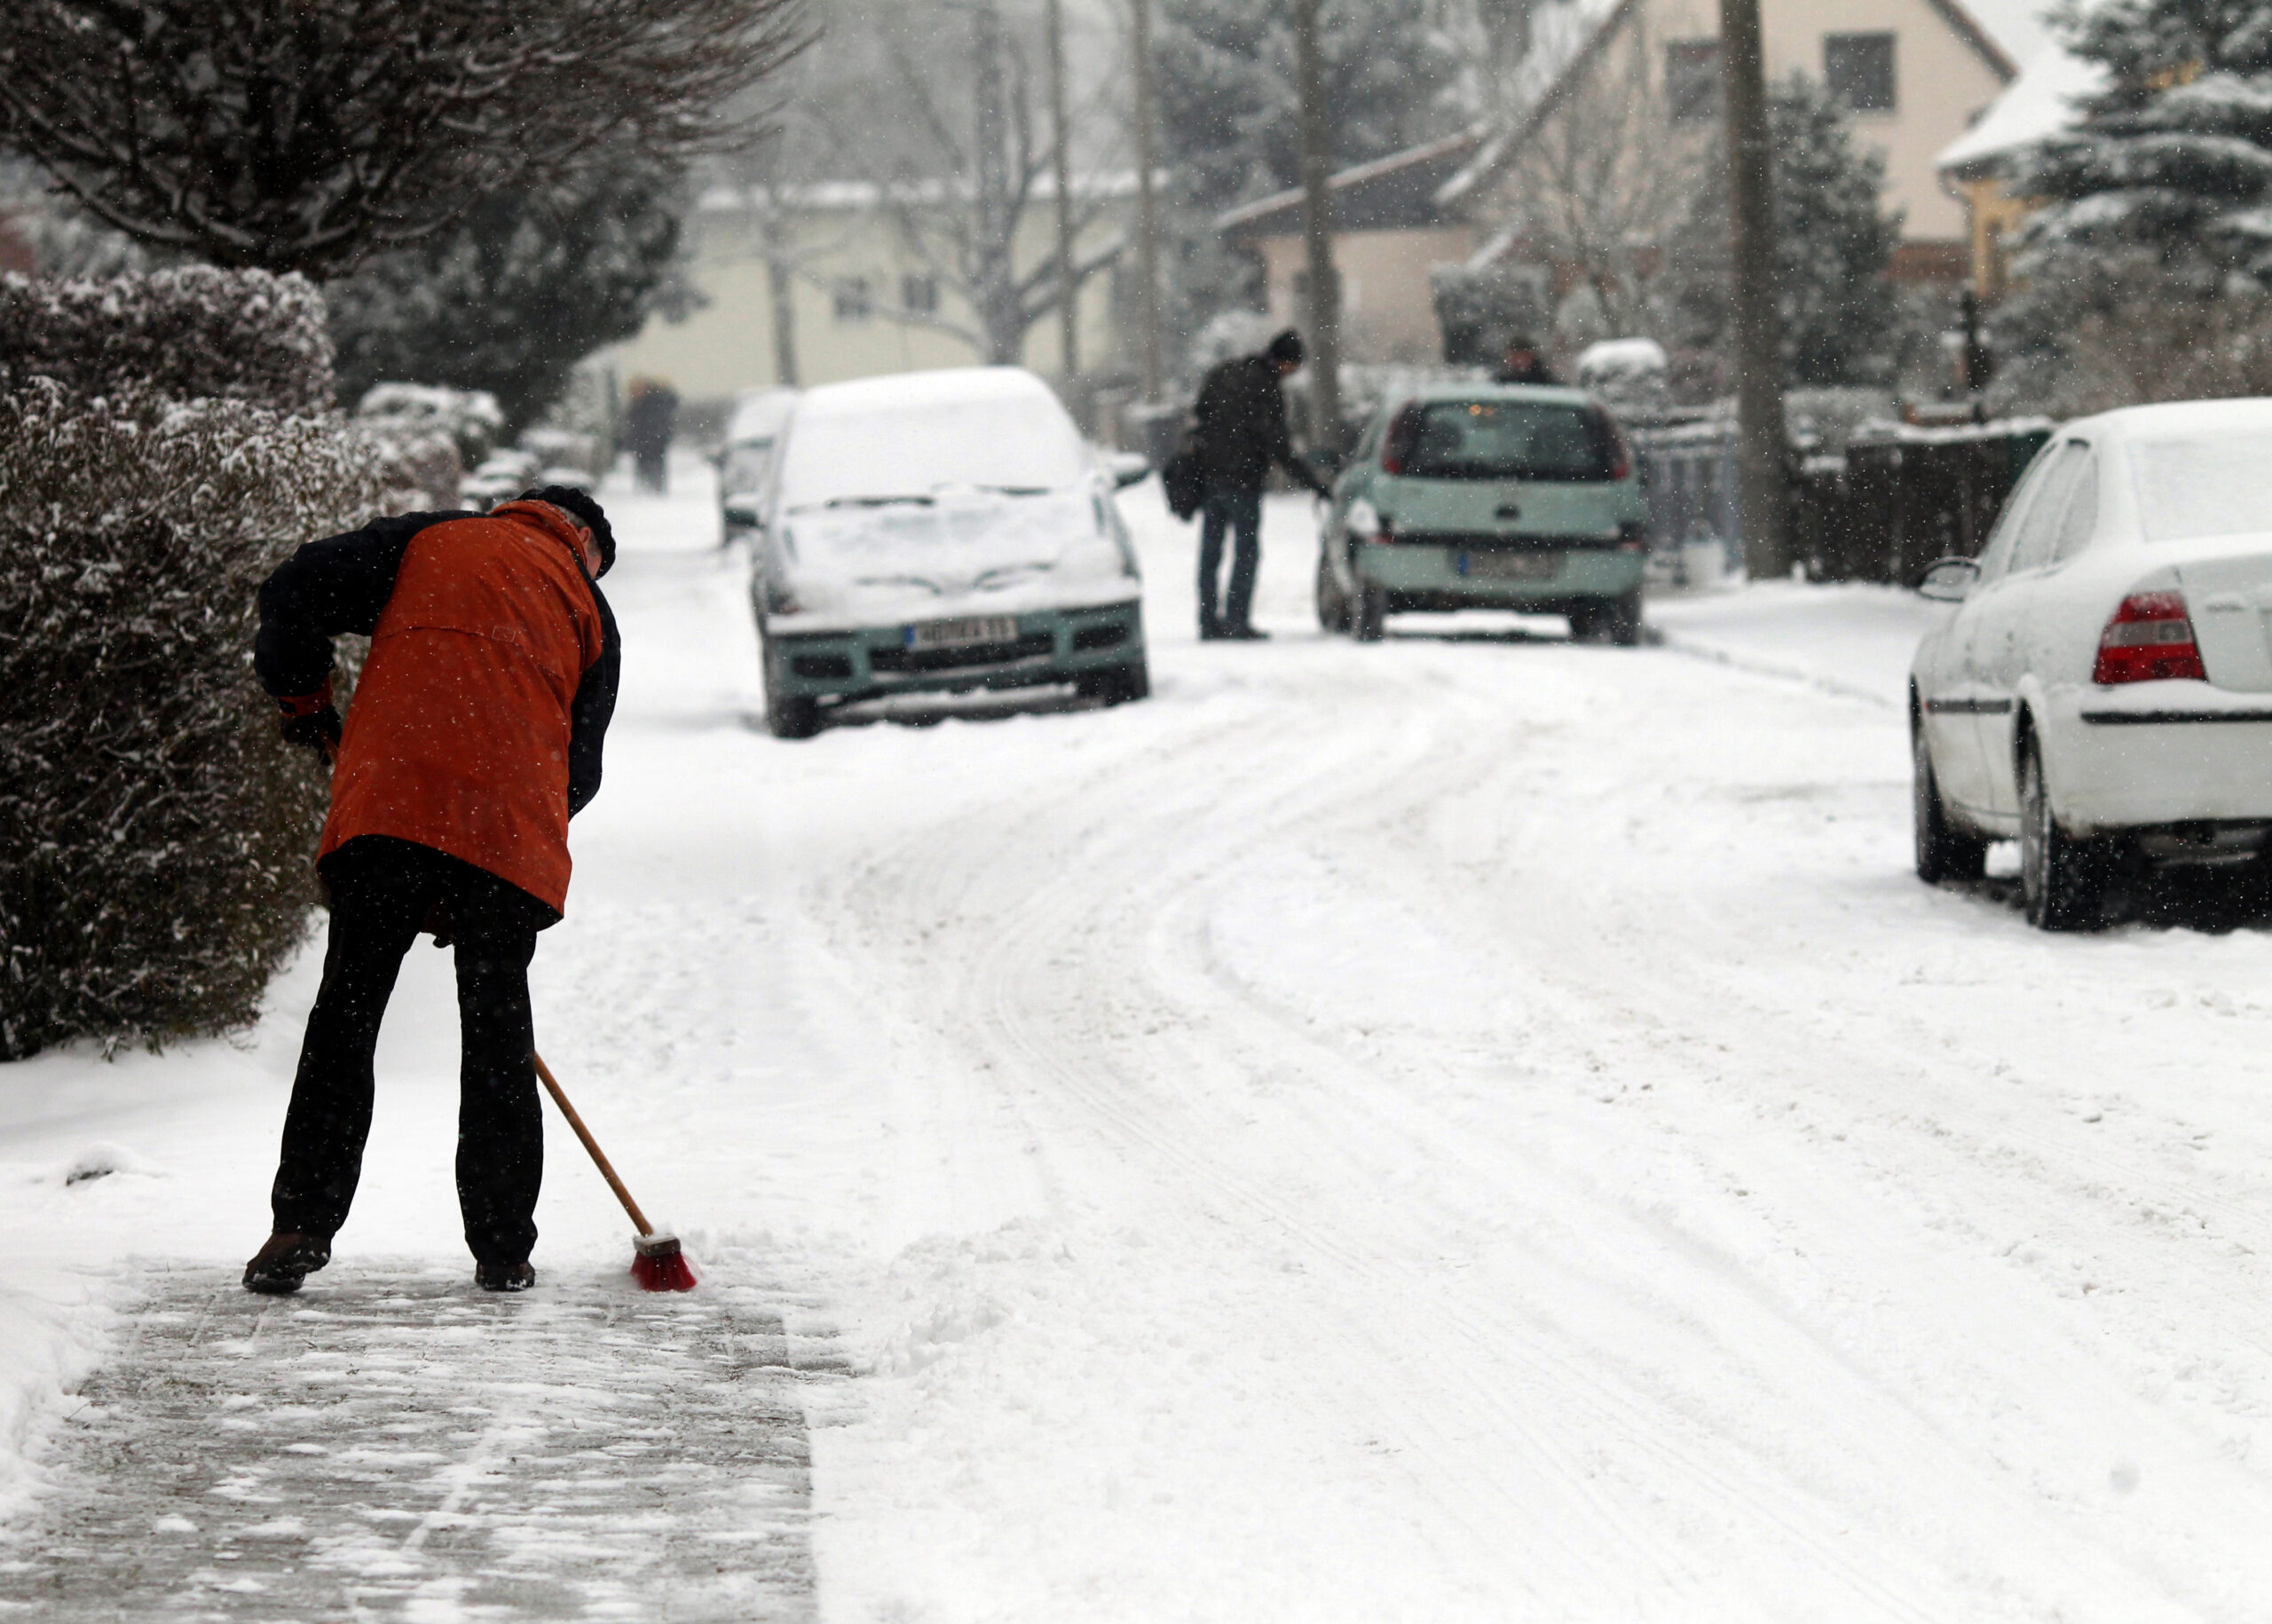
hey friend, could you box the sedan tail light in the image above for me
[2094,590,2207,684]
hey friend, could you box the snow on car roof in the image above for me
[1388,382,1595,410]
[779,367,1088,508]
[794,366,1063,418]
[724,388,798,445]
[2072,398,2272,441]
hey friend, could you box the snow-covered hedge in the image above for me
[0,267,334,414]
[0,379,383,1060]
[356,382,503,467]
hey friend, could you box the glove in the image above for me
[277,680,343,758]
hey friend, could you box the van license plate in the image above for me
[907,616,1018,649]
[1463,550,1560,580]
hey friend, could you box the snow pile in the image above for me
[0,1277,105,1529]
[353,382,501,506]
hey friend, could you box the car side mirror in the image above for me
[722,501,764,532]
[1310,446,1347,478]
[1107,452,1150,489]
[1915,556,1980,602]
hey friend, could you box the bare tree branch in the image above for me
[0,0,815,278]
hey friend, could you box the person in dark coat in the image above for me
[623,377,680,493]
[1188,328,1329,640]
[242,486,621,1297]
[1493,334,1560,386]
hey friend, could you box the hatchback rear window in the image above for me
[2132,434,2272,540]
[1385,399,1622,482]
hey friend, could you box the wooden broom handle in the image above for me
[532,1051,655,1237]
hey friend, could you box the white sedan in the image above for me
[1911,398,2272,928]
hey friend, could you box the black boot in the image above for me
[243,1232,331,1295]
[475,1259,536,1292]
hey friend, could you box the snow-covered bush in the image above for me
[355,422,462,512]
[0,377,382,1060]
[355,382,503,469]
[0,267,333,414]
[1576,338,1671,412]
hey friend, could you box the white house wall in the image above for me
[1640,0,2009,244]
[606,196,1127,403]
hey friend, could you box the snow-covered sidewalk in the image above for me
[2,1264,824,1620]
[10,471,2272,1621]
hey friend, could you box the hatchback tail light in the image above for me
[1379,400,1423,475]
[2094,590,2206,684]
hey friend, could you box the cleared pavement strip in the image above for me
[0,1261,830,1620]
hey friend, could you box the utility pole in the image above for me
[1045,0,1080,390]
[1129,0,1164,404]
[1718,0,1788,577]
[758,187,801,389]
[1293,0,1342,450]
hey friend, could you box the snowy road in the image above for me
[10,465,2272,1620]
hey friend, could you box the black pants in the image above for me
[1196,482,1264,630]
[271,836,557,1265]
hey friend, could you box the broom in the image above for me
[532,1051,698,1292]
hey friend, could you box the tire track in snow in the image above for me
[1356,650,2272,1616]
[809,648,1958,1616]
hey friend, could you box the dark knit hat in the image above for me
[1265,328,1306,367]
[519,485,614,576]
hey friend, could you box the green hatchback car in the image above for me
[1317,384,1650,644]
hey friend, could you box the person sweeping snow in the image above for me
[242,488,619,1296]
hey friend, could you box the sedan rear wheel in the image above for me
[1315,550,1351,633]
[1353,582,1387,643]
[1075,658,1150,706]
[1913,724,1986,883]
[2018,736,2104,930]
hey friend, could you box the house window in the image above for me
[1826,32,1897,113]
[1665,39,1720,122]
[901,273,938,314]
[832,276,872,322]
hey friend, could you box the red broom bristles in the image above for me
[631,1232,698,1292]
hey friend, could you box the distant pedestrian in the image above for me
[1493,334,1560,387]
[624,377,680,493]
[243,487,620,1297]
[1187,328,1329,641]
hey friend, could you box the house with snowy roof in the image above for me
[1222,0,2024,360]
[1935,35,2106,299]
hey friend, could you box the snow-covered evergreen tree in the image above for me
[2012,0,2272,283]
[1670,73,1901,387]
[1990,0,2272,412]
[326,152,690,436]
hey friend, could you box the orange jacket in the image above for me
[257,501,619,913]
